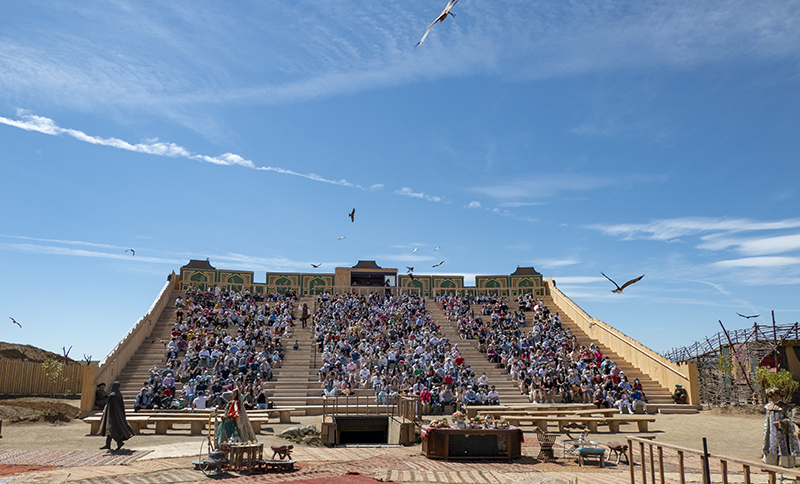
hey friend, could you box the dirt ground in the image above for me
[0,398,767,461]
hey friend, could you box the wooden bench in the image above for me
[607,415,656,433]
[84,415,150,435]
[258,408,294,423]
[577,447,606,467]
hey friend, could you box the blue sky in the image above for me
[1,0,799,361]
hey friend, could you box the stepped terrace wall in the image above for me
[545,278,699,404]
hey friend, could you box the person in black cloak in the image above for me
[99,381,134,450]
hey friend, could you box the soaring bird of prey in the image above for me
[406,267,414,273]
[433,261,444,268]
[338,236,346,240]
[348,208,355,222]
[601,272,644,294]
[125,248,135,255]
[416,0,458,47]
[737,313,760,319]
[434,246,441,251]
[10,317,21,328]
[311,263,321,268]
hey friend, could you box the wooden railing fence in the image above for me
[628,435,800,484]
[0,360,83,395]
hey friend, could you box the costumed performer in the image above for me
[763,387,800,467]
[99,381,134,450]
[216,387,257,445]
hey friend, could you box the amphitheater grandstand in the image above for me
[79,260,698,417]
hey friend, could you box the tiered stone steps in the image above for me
[108,291,698,415]
[426,299,531,405]
[115,290,185,407]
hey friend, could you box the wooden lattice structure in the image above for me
[663,316,800,407]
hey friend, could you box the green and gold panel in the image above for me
[220,271,254,285]
[302,275,334,295]
[399,275,429,296]
[510,276,543,296]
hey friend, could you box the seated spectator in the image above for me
[192,390,210,410]
[95,383,109,409]
[672,384,688,404]
[487,386,500,405]
[134,387,154,412]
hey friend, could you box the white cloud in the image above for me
[0,111,365,189]
[467,201,481,209]
[394,187,443,203]
[589,217,800,241]
[700,233,800,256]
[551,276,606,284]
[714,257,800,268]
[538,259,581,269]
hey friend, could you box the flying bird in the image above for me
[125,249,135,255]
[311,263,321,268]
[413,248,418,253]
[338,236,346,241]
[601,272,644,294]
[406,266,414,273]
[433,261,444,268]
[348,208,355,223]
[434,246,441,251]
[416,0,458,47]
[737,313,760,319]
[10,317,21,328]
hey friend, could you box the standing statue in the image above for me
[762,388,800,467]
[99,381,134,451]
[216,387,257,445]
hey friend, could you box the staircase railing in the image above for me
[545,278,698,404]
[79,274,177,413]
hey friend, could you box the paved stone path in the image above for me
[1,442,790,484]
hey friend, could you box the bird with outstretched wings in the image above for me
[349,209,355,222]
[434,246,441,251]
[311,263,321,268]
[416,0,458,46]
[10,317,21,328]
[125,248,135,255]
[737,313,760,319]
[406,267,414,273]
[433,261,444,268]
[338,236,346,240]
[601,272,644,294]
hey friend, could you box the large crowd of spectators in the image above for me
[136,285,647,415]
[439,292,648,413]
[312,291,500,412]
[135,286,294,411]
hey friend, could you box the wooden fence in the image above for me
[0,359,83,395]
[628,435,800,483]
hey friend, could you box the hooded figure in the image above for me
[99,381,134,450]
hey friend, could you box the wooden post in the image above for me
[641,441,647,483]
[658,446,664,484]
[78,363,97,416]
[628,438,635,483]
[720,459,728,484]
[650,443,656,484]
[678,450,685,484]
